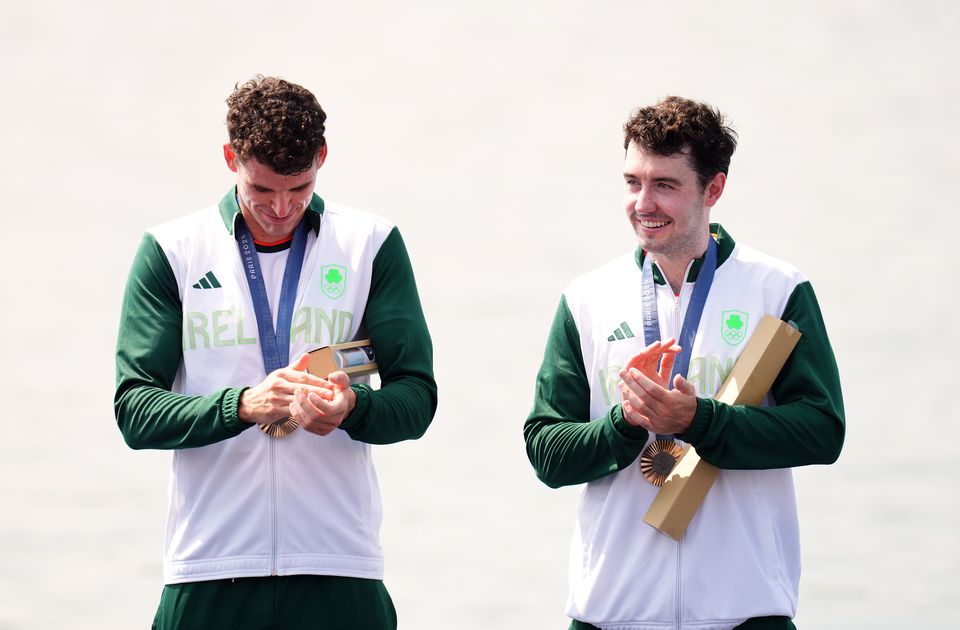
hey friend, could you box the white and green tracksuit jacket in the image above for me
[524,225,844,630]
[115,190,436,585]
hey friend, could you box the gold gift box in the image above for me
[643,315,802,540]
[307,340,379,378]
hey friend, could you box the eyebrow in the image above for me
[253,182,313,192]
[623,173,685,186]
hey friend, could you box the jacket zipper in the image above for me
[673,285,683,629]
[662,264,691,630]
[270,436,279,576]
[676,537,683,629]
[654,259,695,629]
[673,291,682,346]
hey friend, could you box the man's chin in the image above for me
[634,233,661,253]
[256,219,299,241]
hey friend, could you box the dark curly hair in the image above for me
[226,76,327,176]
[623,96,737,189]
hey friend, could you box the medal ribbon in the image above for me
[640,236,718,440]
[236,218,309,374]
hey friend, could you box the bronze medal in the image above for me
[640,439,685,486]
[259,417,299,438]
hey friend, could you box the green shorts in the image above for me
[152,574,396,630]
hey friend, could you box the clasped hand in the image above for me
[618,338,698,435]
[239,353,356,436]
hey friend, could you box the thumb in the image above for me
[673,374,696,396]
[289,352,312,372]
[327,370,351,390]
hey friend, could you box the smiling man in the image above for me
[115,76,436,629]
[524,97,845,630]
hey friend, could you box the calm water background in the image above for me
[2,1,958,628]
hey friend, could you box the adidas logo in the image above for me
[607,321,635,342]
[192,271,222,290]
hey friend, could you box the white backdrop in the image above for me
[1,1,958,628]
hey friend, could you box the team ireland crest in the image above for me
[721,310,749,346]
[321,265,347,300]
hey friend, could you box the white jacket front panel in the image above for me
[149,203,392,584]
[563,244,806,629]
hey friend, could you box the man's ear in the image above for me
[703,172,726,208]
[223,144,239,172]
[315,143,328,169]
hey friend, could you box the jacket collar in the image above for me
[217,187,325,236]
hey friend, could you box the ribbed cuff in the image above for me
[603,404,649,467]
[679,397,712,445]
[221,387,253,434]
[607,404,649,441]
[340,383,372,432]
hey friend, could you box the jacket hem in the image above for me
[595,619,748,630]
[164,553,385,584]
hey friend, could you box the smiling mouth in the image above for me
[638,218,672,229]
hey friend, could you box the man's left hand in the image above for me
[289,371,357,436]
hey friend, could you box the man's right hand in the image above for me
[618,337,698,435]
[238,353,334,425]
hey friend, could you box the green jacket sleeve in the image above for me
[339,227,437,444]
[114,233,250,450]
[523,296,650,488]
[680,281,845,468]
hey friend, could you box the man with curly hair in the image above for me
[524,97,844,629]
[115,76,436,629]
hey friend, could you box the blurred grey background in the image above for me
[1,1,958,628]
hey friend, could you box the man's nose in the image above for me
[271,193,295,216]
[634,188,654,213]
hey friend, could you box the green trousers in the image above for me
[152,575,396,630]
[570,616,797,629]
